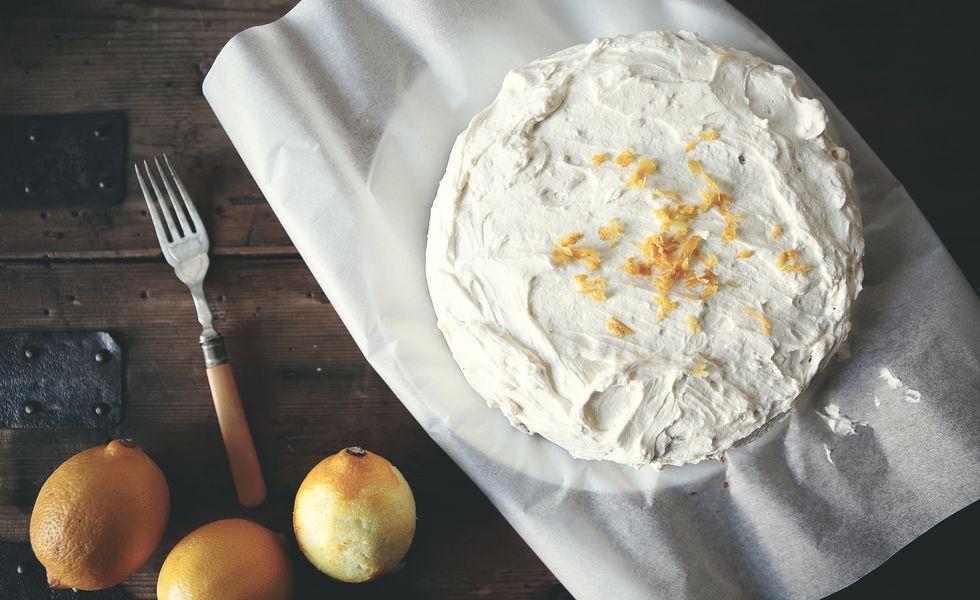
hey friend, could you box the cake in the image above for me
[425,31,863,468]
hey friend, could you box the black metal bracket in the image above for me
[0,332,122,429]
[0,542,130,599]
[0,111,127,209]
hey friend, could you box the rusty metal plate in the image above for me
[0,542,130,599]
[0,111,127,208]
[0,332,122,429]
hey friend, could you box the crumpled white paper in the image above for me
[203,1,980,597]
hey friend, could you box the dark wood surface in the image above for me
[1,1,976,599]
[0,1,560,598]
[0,261,560,599]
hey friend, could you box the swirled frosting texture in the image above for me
[425,31,863,468]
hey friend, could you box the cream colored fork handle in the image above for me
[206,362,267,507]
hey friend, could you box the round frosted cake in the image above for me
[425,31,863,468]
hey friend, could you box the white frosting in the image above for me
[878,368,921,403]
[817,403,859,436]
[426,31,863,467]
[823,444,835,465]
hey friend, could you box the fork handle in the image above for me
[201,335,267,507]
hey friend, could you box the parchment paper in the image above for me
[202,1,980,597]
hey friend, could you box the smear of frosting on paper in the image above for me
[823,444,835,465]
[878,367,922,403]
[817,403,862,435]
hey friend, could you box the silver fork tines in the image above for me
[135,155,216,339]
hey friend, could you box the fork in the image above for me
[135,155,267,508]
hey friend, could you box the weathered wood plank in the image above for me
[1,4,564,594]
[0,1,300,258]
[0,258,560,599]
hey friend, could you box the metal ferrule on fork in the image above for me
[200,333,229,368]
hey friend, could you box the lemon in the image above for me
[294,446,416,583]
[157,518,293,600]
[30,439,170,590]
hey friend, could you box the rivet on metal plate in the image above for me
[97,174,115,190]
[94,122,113,139]
[0,112,128,208]
[0,332,123,429]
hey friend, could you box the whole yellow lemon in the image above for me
[30,439,170,590]
[294,447,416,582]
[157,518,294,600]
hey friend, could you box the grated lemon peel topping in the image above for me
[598,217,625,246]
[698,191,731,214]
[573,141,754,334]
[636,235,706,320]
[683,127,720,153]
[653,204,700,236]
[771,223,783,239]
[622,256,653,278]
[700,252,719,267]
[721,211,742,243]
[776,249,811,274]
[690,363,710,378]
[607,316,634,338]
[678,158,741,244]
[684,268,719,299]
[573,274,607,302]
[686,315,702,334]
[690,159,742,243]
[553,232,601,272]
[627,159,658,189]
[653,189,683,202]
[653,292,678,321]
[556,232,583,248]
[623,229,725,320]
[702,173,723,195]
[701,127,721,141]
[742,307,771,336]
[632,234,678,266]
[615,150,637,168]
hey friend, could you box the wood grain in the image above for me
[0,0,566,568]
[0,0,298,259]
[0,259,560,598]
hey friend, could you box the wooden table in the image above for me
[0,2,560,598]
[1,2,975,599]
